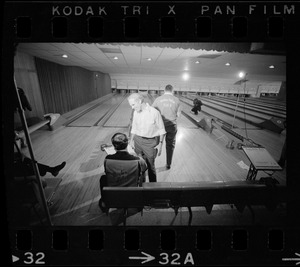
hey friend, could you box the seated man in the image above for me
[98,132,147,212]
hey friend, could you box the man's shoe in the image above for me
[51,161,66,177]
[166,165,171,170]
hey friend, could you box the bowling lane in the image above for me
[27,94,285,226]
[32,123,248,220]
[179,96,261,129]
[176,115,199,129]
[102,93,197,129]
[151,126,250,183]
[102,95,133,127]
[200,97,286,120]
[203,96,286,116]
[68,94,126,127]
[216,95,286,110]
[102,93,155,127]
[188,96,266,122]
[178,96,285,159]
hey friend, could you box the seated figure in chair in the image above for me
[98,132,147,212]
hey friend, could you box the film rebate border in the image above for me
[3,0,300,266]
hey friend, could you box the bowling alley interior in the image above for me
[8,42,290,226]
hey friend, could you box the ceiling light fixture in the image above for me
[147,58,152,61]
[195,61,200,64]
[238,71,245,78]
[113,56,118,60]
[269,65,275,69]
[225,63,230,66]
[62,54,68,58]
[182,73,189,81]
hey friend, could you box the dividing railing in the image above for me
[102,180,287,225]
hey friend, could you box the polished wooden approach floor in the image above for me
[20,92,286,226]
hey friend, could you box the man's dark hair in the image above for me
[111,133,128,150]
[165,84,173,92]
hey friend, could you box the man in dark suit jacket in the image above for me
[98,133,147,212]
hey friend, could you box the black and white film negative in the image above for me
[3,1,300,266]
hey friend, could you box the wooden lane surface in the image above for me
[176,115,199,129]
[102,95,132,127]
[219,95,286,110]
[178,96,285,163]
[179,97,253,129]
[102,93,198,129]
[211,95,286,113]
[49,122,285,226]
[154,126,250,183]
[180,95,286,148]
[62,93,114,121]
[211,95,286,111]
[102,93,153,127]
[153,124,286,185]
[28,125,247,224]
[25,113,243,211]
[204,96,286,158]
[113,93,283,170]
[67,94,126,127]
[200,96,286,119]
[183,96,283,125]
[24,94,286,225]
[32,127,285,225]
[27,126,130,219]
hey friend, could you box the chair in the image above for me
[104,159,145,187]
[100,158,145,221]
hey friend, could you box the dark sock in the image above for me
[39,169,47,176]
[51,161,66,177]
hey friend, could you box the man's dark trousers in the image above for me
[165,124,177,167]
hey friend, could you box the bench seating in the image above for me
[102,180,287,225]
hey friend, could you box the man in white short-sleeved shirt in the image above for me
[128,93,166,182]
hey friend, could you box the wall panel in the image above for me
[95,72,111,98]
[35,58,111,115]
